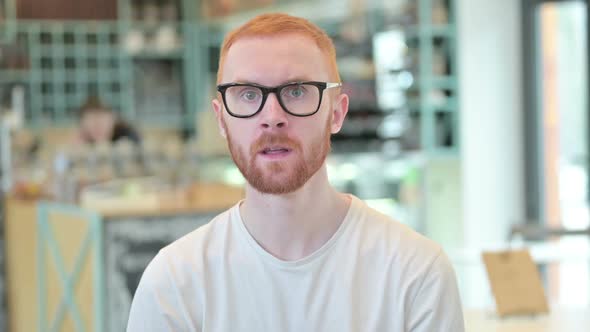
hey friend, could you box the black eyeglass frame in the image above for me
[216,81,342,118]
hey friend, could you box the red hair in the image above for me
[217,13,340,83]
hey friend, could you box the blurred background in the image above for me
[0,0,588,331]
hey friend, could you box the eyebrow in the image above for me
[232,77,314,85]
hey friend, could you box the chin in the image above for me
[249,176,306,195]
[248,162,327,195]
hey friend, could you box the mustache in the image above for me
[250,133,301,154]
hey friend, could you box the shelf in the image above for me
[424,147,460,158]
[1,1,457,138]
[407,76,457,90]
[126,21,182,29]
[14,19,119,33]
[0,69,29,82]
[407,98,458,113]
[37,46,121,57]
[431,76,457,89]
[24,118,76,130]
[135,114,187,128]
[127,49,185,60]
[381,148,459,162]
[34,69,123,81]
[403,24,455,38]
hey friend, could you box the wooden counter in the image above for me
[3,183,243,332]
[4,198,39,332]
[81,182,245,219]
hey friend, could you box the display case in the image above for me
[3,21,134,127]
[1,0,459,150]
[337,0,460,155]
[0,0,203,131]
[117,0,201,131]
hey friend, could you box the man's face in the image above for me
[213,34,348,194]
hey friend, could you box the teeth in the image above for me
[264,147,288,154]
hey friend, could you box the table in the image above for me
[464,308,590,332]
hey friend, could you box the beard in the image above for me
[223,116,332,195]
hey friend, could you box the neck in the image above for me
[239,164,351,261]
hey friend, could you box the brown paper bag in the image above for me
[482,249,550,317]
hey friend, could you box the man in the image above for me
[127,13,464,332]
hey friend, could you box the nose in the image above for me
[259,93,288,129]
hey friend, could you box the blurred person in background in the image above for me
[72,96,141,145]
[128,13,464,332]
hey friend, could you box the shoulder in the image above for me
[136,208,232,284]
[347,196,450,284]
[350,197,462,321]
[159,207,236,267]
[135,205,235,289]
[351,196,442,261]
[128,207,237,328]
[112,121,141,143]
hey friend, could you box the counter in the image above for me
[3,182,243,332]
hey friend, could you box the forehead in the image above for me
[82,110,112,120]
[221,33,331,85]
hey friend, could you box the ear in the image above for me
[212,98,228,139]
[330,93,349,134]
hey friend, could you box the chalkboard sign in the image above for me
[104,213,215,331]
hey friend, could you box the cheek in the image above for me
[303,124,327,150]
[81,119,93,131]
[225,121,253,149]
[95,121,110,133]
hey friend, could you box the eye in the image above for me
[291,88,304,97]
[240,89,261,101]
[284,85,307,98]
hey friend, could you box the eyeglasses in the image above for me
[216,81,342,118]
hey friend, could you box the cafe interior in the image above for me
[0,0,589,331]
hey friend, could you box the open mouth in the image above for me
[258,146,293,158]
[261,147,291,154]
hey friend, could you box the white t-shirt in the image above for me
[127,195,464,332]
